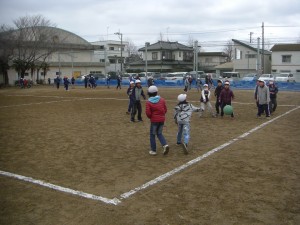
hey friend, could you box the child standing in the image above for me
[145,86,169,156]
[199,84,216,117]
[63,76,70,91]
[126,81,135,114]
[196,78,202,92]
[268,81,278,114]
[219,81,235,118]
[214,79,223,116]
[174,94,201,154]
[256,79,270,118]
[131,80,146,122]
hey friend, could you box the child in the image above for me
[131,80,146,122]
[199,84,216,117]
[268,81,278,114]
[196,78,202,92]
[214,79,223,116]
[145,85,169,156]
[126,81,135,114]
[174,94,200,154]
[63,76,70,91]
[219,81,234,118]
[256,79,270,118]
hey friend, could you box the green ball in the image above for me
[224,105,233,115]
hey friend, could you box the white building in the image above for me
[91,40,129,75]
[270,44,300,81]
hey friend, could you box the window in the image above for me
[296,70,300,73]
[99,46,104,50]
[235,48,242,59]
[100,59,105,62]
[109,47,114,51]
[109,59,116,63]
[179,51,182,57]
[152,52,158,60]
[282,55,291,63]
[205,58,212,63]
[246,54,256,58]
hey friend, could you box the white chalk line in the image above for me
[0,106,299,205]
[2,94,299,108]
[0,170,121,205]
[118,105,300,200]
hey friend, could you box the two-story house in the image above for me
[232,39,271,76]
[270,43,300,81]
[128,41,194,72]
[198,52,228,72]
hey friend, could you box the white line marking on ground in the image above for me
[0,170,121,205]
[119,106,300,200]
[0,104,299,205]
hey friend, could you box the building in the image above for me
[198,52,228,72]
[232,39,271,76]
[128,41,194,72]
[91,40,129,75]
[3,27,105,85]
[270,43,300,81]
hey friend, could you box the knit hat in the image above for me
[135,80,141,84]
[130,81,134,84]
[224,81,230,85]
[203,84,208,87]
[148,85,158,93]
[178,94,187,102]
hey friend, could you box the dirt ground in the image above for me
[0,85,299,225]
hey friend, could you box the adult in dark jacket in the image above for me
[131,80,146,122]
[145,85,169,155]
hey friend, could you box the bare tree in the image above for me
[187,35,194,47]
[223,40,234,62]
[0,14,59,83]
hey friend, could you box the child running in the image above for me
[174,94,201,154]
[219,81,235,118]
[126,81,135,115]
[145,86,169,156]
[199,84,216,117]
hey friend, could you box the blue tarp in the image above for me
[75,79,300,91]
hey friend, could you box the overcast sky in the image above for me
[1,0,300,51]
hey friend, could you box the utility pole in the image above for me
[262,22,265,74]
[257,37,260,74]
[194,40,199,71]
[114,31,123,74]
[145,42,150,79]
[249,32,254,43]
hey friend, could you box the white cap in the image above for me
[178,94,187,102]
[269,81,274,84]
[135,80,141,84]
[224,81,230,85]
[257,78,264,82]
[130,81,134,84]
[148,85,158,93]
[203,84,208,87]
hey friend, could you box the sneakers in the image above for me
[149,150,157,156]
[163,145,169,155]
[182,143,188,155]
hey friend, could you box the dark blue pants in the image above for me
[150,122,167,151]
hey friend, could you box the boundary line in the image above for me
[0,106,299,205]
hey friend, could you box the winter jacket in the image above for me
[269,84,278,99]
[219,88,234,104]
[257,84,270,104]
[174,101,200,125]
[214,85,223,98]
[146,96,167,123]
[132,86,146,101]
[200,89,210,102]
[127,87,134,100]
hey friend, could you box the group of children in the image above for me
[127,79,235,156]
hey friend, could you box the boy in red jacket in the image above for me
[146,85,169,156]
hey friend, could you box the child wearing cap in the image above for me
[131,80,146,122]
[174,94,201,154]
[219,81,235,118]
[126,81,135,115]
[199,84,216,117]
[145,86,169,156]
[256,79,270,118]
[214,80,224,116]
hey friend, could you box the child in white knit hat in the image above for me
[174,94,200,154]
[199,84,216,117]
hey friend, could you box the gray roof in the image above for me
[232,39,271,55]
[270,44,300,51]
[139,41,193,51]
